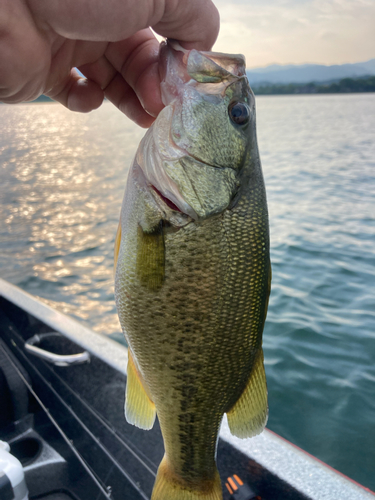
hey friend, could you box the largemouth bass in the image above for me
[114,40,271,500]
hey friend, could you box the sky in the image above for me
[212,0,375,68]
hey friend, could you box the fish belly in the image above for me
[115,174,270,491]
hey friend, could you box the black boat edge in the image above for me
[0,278,374,500]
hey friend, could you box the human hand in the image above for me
[0,0,219,127]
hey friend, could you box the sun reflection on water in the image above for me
[0,102,144,340]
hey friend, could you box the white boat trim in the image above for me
[221,416,375,500]
[0,278,128,375]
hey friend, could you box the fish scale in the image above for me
[115,41,270,500]
[116,178,269,484]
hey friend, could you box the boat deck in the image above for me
[0,278,374,500]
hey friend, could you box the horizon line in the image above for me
[247,57,375,71]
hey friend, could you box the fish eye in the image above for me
[228,101,251,126]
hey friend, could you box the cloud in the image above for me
[319,31,338,42]
[212,0,375,67]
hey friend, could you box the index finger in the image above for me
[152,0,220,51]
[28,0,219,50]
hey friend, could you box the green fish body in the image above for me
[115,41,271,500]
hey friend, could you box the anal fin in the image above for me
[227,349,268,439]
[125,351,156,430]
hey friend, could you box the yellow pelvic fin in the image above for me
[125,351,156,430]
[114,216,122,276]
[227,349,268,439]
[152,456,222,500]
[136,221,165,291]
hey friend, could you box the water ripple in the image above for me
[1,95,375,489]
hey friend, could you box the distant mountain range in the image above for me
[247,59,375,86]
[12,58,375,105]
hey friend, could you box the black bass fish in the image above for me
[114,40,271,500]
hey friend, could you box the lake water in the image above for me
[1,94,374,491]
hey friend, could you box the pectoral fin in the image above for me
[227,349,268,438]
[136,221,165,291]
[125,351,156,430]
